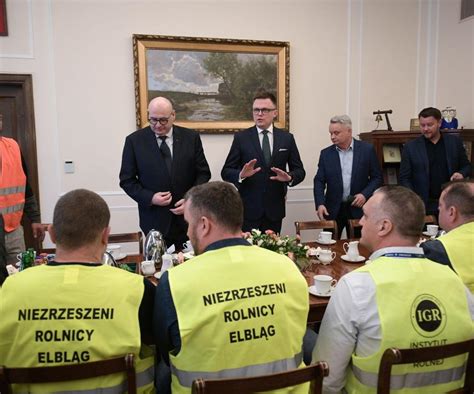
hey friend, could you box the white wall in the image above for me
[1,0,473,240]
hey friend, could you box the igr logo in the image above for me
[411,295,446,338]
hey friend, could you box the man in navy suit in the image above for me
[119,97,211,250]
[221,91,305,233]
[399,107,471,215]
[314,115,382,238]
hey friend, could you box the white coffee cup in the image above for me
[140,260,155,276]
[427,224,439,236]
[317,249,336,265]
[319,231,333,243]
[107,244,121,258]
[343,240,360,261]
[313,274,337,294]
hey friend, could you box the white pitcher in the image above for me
[343,240,360,261]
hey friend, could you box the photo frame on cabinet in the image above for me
[133,34,289,133]
[382,144,401,163]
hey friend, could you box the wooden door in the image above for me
[0,74,40,249]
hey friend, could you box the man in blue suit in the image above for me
[314,115,382,238]
[399,107,471,215]
[119,97,211,250]
[221,91,305,233]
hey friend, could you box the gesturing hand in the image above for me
[270,167,292,183]
[239,159,261,179]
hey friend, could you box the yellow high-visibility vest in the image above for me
[345,257,473,393]
[168,245,309,394]
[438,222,474,293]
[0,264,155,393]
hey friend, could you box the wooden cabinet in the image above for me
[358,129,474,185]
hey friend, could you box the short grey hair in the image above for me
[330,115,352,127]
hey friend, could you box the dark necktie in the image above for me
[159,136,172,174]
[262,130,271,166]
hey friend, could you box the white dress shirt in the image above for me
[156,127,174,157]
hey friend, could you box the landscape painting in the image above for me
[133,35,289,133]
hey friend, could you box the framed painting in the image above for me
[0,0,7,36]
[133,34,290,133]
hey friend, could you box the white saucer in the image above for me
[154,272,162,279]
[113,253,127,261]
[308,285,335,298]
[183,252,194,260]
[315,238,336,245]
[341,254,366,263]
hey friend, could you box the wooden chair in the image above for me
[377,339,474,394]
[424,215,438,225]
[295,220,339,242]
[191,362,329,394]
[0,354,137,394]
[109,232,144,255]
[348,219,362,239]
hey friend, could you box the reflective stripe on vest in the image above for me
[0,201,24,214]
[171,352,303,388]
[0,185,26,195]
[351,362,466,389]
[22,364,155,394]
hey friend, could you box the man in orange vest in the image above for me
[0,114,44,282]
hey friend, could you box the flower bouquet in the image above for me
[242,229,311,271]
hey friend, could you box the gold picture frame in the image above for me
[133,34,290,134]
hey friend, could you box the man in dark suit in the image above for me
[119,97,211,250]
[399,107,471,215]
[314,115,382,238]
[221,91,305,234]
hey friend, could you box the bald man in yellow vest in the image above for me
[422,180,474,293]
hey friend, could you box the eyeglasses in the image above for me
[253,108,276,115]
[148,116,172,126]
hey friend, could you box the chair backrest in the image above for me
[0,354,137,394]
[348,219,361,239]
[295,220,339,241]
[191,362,329,394]
[377,339,474,394]
[108,232,144,255]
[424,215,438,225]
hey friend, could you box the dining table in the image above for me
[123,238,369,324]
[302,239,369,323]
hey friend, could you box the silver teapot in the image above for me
[144,229,167,265]
[102,251,118,267]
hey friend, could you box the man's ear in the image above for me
[101,226,111,246]
[200,216,212,237]
[378,219,393,236]
[448,206,458,222]
[48,224,56,243]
